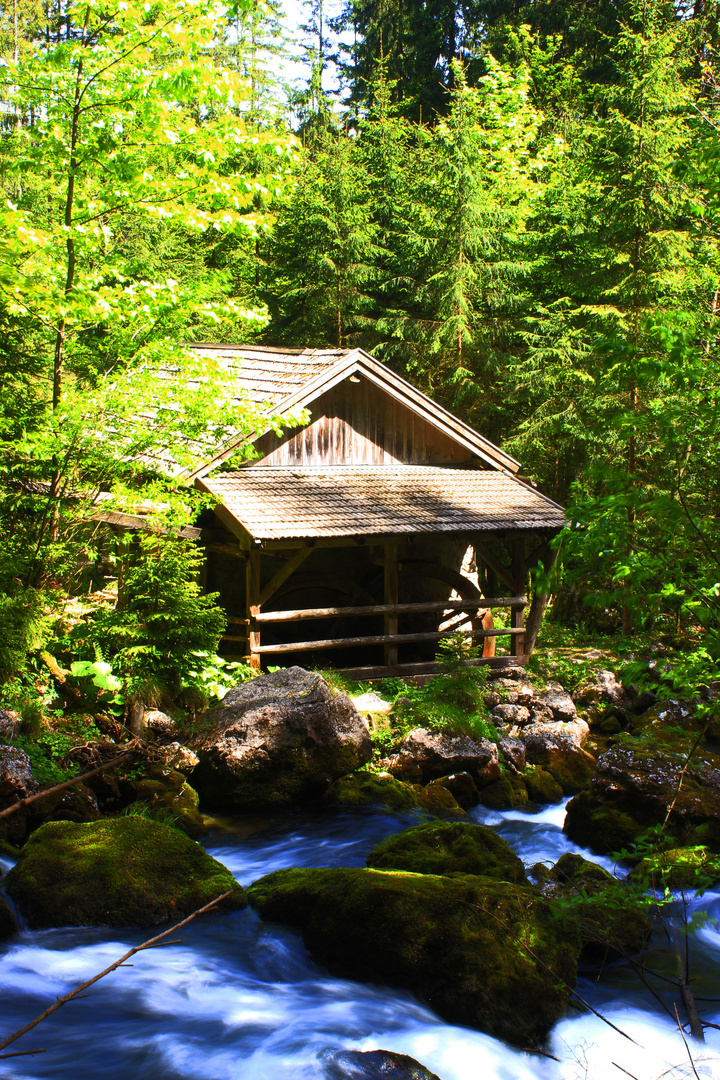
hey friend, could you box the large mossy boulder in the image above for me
[247,867,580,1047]
[564,733,720,856]
[323,772,419,811]
[191,668,372,811]
[538,853,651,963]
[365,821,527,884]
[5,816,246,928]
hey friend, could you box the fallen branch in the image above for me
[0,891,233,1055]
[0,750,137,821]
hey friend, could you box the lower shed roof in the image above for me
[198,466,565,542]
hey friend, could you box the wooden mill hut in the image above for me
[181,344,565,677]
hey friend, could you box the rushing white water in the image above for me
[1,801,720,1080]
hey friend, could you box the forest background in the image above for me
[0,0,719,715]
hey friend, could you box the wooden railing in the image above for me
[222,595,527,667]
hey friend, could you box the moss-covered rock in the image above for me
[431,771,479,809]
[124,764,205,838]
[5,816,246,928]
[630,846,720,891]
[0,894,17,939]
[564,733,720,856]
[477,777,516,810]
[247,866,579,1047]
[417,781,465,817]
[365,821,527,884]
[523,766,563,805]
[540,853,651,963]
[323,772,419,811]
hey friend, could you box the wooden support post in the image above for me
[384,543,399,667]
[510,536,526,660]
[259,545,313,607]
[246,548,261,672]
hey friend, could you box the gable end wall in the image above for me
[250,377,474,467]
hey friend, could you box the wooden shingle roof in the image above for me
[188,344,347,408]
[198,466,565,541]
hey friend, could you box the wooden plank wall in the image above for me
[251,377,473,467]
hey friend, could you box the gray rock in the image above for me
[523,718,590,753]
[381,728,499,787]
[142,710,177,741]
[535,683,577,722]
[499,736,526,774]
[492,704,531,726]
[488,666,527,681]
[0,709,20,741]
[575,669,627,709]
[0,747,39,805]
[157,742,200,775]
[191,668,372,811]
[432,771,480,808]
[521,719,595,794]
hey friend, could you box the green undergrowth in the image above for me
[320,635,498,763]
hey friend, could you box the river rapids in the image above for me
[1,801,720,1080]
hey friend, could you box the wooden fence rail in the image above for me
[253,626,525,655]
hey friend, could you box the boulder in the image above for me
[156,742,200,776]
[432,771,480,809]
[5,816,245,928]
[0,709,21,740]
[323,772,419,811]
[366,821,527,884]
[488,666,527,681]
[477,777,516,810]
[0,895,18,939]
[523,766,564,805]
[564,734,720,856]
[0,746,40,845]
[351,692,393,716]
[380,729,499,787]
[539,853,652,963]
[123,763,205,837]
[0,746,38,804]
[191,668,372,811]
[416,781,465,817]
[521,719,595,794]
[247,866,580,1047]
[142,709,178,741]
[321,1049,441,1080]
[630,846,720,891]
[534,682,577,723]
[499,736,525,774]
[492,704,531,727]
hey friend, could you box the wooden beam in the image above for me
[258,546,313,607]
[254,597,526,623]
[473,541,517,592]
[254,627,525,654]
[511,535,527,660]
[384,543,399,667]
[338,655,528,679]
[246,548,261,671]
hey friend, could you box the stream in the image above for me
[1,800,720,1080]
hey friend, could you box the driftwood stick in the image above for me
[0,1048,48,1060]
[0,751,136,821]
[0,891,233,1055]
